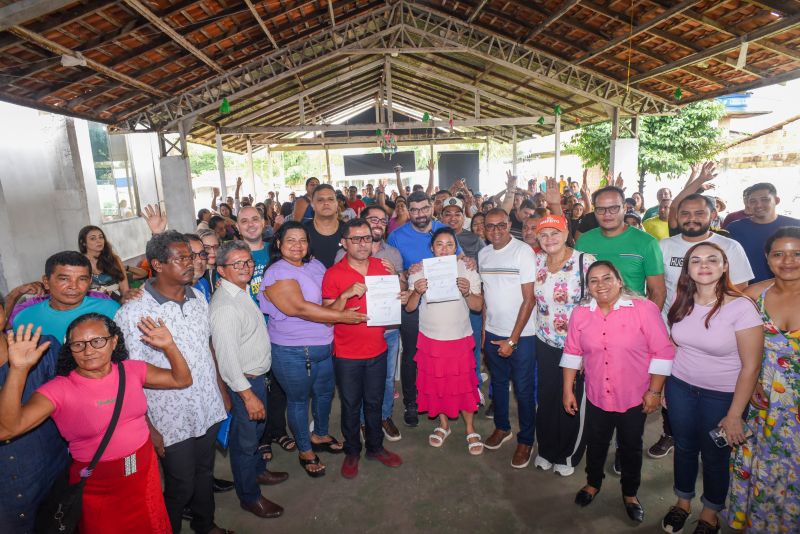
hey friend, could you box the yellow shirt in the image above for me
[642,216,670,240]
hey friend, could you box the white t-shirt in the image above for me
[660,232,754,314]
[408,259,481,341]
[478,238,537,337]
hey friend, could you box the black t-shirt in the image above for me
[510,210,523,239]
[576,212,599,234]
[304,220,344,268]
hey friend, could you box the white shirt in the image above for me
[660,232,754,314]
[478,237,537,337]
[115,281,226,447]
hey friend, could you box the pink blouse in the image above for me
[561,297,675,413]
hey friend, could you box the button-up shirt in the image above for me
[210,278,271,392]
[560,297,674,413]
[115,280,226,447]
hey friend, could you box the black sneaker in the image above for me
[182,508,193,521]
[648,434,675,459]
[612,448,622,475]
[661,506,690,533]
[212,477,234,493]
[484,402,495,419]
[403,405,419,427]
[692,519,720,534]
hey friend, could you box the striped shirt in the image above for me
[210,278,271,392]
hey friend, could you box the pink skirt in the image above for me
[414,333,480,419]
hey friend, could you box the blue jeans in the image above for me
[665,375,734,512]
[484,332,537,446]
[469,310,483,386]
[228,375,268,505]
[270,343,335,453]
[335,352,388,456]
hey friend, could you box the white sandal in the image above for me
[428,427,451,447]
[466,433,484,456]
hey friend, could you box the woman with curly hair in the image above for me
[0,313,193,534]
[79,225,130,299]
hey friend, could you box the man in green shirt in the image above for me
[577,186,666,308]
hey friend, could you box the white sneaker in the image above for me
[478,389,486,406]
[553,463,575,477]
[480,372,489,382]
[533,455,553,471]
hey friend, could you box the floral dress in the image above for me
[727,286,800,533]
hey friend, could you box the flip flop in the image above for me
[299,454,326,478]
[274,435,296,451]
[257,442,273,462]
[429,427,451,447]
[311,436,344,454]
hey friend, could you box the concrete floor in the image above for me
[203,382,725,534]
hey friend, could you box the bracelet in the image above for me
[647,389,662,397]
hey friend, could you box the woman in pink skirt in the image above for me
[406,227,484,454]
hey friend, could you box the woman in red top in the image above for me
[0,314,193,534]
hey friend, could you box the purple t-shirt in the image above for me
[258,259,333,346]
[670,297,762,392]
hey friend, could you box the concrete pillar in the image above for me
[553,115,561,179]
[215,129,227,201]
[159,156,196,233]
[246,137,256,198]
[609,109,639,183]
[512,126,518,176]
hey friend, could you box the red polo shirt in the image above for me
[322,256,389,359]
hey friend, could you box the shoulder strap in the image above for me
[81,361,126,479]
[579,253,585,300]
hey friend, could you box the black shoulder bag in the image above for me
[36,362,127,534]
[578,252,586,300]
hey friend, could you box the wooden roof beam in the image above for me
[6,25,169,97]
[523,0,582,43]
[121,0,225,74]
[244,0,279,48]
[0,0,83,32]
[468,0,490,23]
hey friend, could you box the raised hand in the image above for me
[426,159,434,173]
[137,317,176,351]
[236,176,243,188]
[143,204,167,234]
[544,176,561,207]
[613,172,624,190]
[505,170,517,190]
[7,324,50,371]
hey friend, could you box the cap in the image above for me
[536,214,568,233]
[442,197,464,211]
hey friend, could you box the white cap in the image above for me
[442,197,464,211]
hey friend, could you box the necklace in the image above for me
[696,296,717,306]
[546,248,573,272]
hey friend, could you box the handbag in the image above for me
[35,361,127,534]
[578,252,586,300]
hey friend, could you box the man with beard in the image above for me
[306,184,345,268]
[387,191,461,427]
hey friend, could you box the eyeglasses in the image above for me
[365,216,389,225]
[484,222,508,231]
[203,244,219,251]
[220,259,255,270]
[344,235,374,244]
[594,205,622,215]
[69,336,113,352]
[168,253,197,265]
[192,251,209,260]
[409,205,431,215]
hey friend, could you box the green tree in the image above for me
[566,100,725,194]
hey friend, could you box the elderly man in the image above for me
[479,208,538,469]
[643,188,672,221]
[210,241,286,519]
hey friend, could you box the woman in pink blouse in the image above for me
[0,313,193,534]
[561,261,675,523]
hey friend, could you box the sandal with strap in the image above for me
[428,427,451,447]
[257,442,273,462]
[275,435,296,451]
[299,454,326,478]
[311,435,344,454]
[466,433,484,456]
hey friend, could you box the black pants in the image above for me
[585,401,646,497]
[262,370,289,442]
[535,339,586,466]
[161,422,221,534]
[661,406,673,437]
[399,308,419,409]
[335,352,387,456]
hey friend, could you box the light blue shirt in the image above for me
[12,296,120,343]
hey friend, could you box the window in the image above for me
[88,122,140,221]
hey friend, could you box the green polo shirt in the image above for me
[576,226,664,295]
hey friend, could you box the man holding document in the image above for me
[322,219,407,479]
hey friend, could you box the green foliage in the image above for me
[566,100,726,180]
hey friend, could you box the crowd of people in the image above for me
[0,161,798,534]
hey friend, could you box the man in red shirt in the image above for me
[322,219,404,478]
[347,186,367,215]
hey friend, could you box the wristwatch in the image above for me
[506,339,517,350]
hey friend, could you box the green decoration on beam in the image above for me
[553,104,562,116]
[422,112,430,122]
[218,97,230,115]
[376,129,382,136]
[674,87,683,100]
[537,116,545,125]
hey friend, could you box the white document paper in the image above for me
[423,255,461,303]
[365,275,401,327]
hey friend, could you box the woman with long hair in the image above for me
[562,261,674,523]
[0,313,193,533]
[79,225,130,299]
[258,221,367,477]
[631,192,646,215]
[728,227,800,533]
[659,242,763,534]
[470,212,486,243]
[405,227,484,454]
[387,196,409,234]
